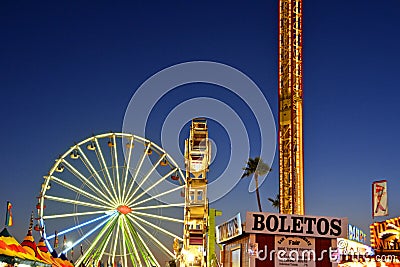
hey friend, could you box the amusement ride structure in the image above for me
[180,119,210,267]
[36,133,187,267]
[34,0,305,265]
[278,0,305,215]
[35,122,212,267]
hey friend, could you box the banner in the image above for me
[54,230,59,248]
[5,201,12,226]
[372,180,388,218]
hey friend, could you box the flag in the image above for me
[5,201,12,226]
[373,180,389,218]
[63,235,67,249]
[54,230,59,248]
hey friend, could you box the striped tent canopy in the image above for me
[35,237,63,267]
[36,238,73,267]
[21,230,46,261]
[0,228,50,267]
[21,229,66,267]
[54,256,74,267]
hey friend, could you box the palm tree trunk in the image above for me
[255,173,262,212]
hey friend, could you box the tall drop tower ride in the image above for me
[278,0,304,215]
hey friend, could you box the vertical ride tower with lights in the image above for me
[181,118,210,267]
[278,0,305,215]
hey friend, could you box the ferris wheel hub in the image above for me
[116,205,132,215]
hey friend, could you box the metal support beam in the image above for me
[279,0,305,215]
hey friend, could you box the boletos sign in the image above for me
[245,212,348,238]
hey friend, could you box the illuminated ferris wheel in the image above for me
[36,132,186,267]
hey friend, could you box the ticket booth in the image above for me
[217,212,348,267]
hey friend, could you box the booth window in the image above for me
[231,247,241,267]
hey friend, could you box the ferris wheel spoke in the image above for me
[123,215,159,267]
[125,241,141,267]
[110,215,121,264]
[47,213,115,240]
[121,216,143,267]
[61,213,117,256]
[121,137,134,207]
[128,154,166,202]
[77,146,118,204]
[43,209,113,220]
[128,213,183,241]
[44,195,108,210]
[123,142,151,203]
[94,138,119,204]
[130,167,177,204]
[131,211,183,224]
[62,159,117,206]
[120,218,128,267]
[48,175,111,207]
[94,215,118,262]
[129,216,175,258]
[130,184,185,207]
[75,214,118,267]
[123,216,151,266]
[177,168,187,185]
[121,232,138,267]
[134,203,185,210]
[42,213,115,227]
[111,135,122,203]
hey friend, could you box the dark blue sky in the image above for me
[1,0,400,244]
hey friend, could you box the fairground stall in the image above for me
[217,212,348,267]
[370,216,400,265]
[337,224,374,265]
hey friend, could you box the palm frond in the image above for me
[242,157,272,178]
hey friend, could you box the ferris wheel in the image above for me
[36,132,186,267]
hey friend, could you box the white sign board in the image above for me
[216,213,242,243]
[372,180,388,217]
[275,235,316,267]
[245,212,347,239]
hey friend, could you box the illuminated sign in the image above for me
[348,224,367,244]
[245,212,347,239]
[337,238,374,258]
[216,213,242,243]
[370,216,400,252]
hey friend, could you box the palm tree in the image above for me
[268,194,280,210]
[242,157,272,212]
